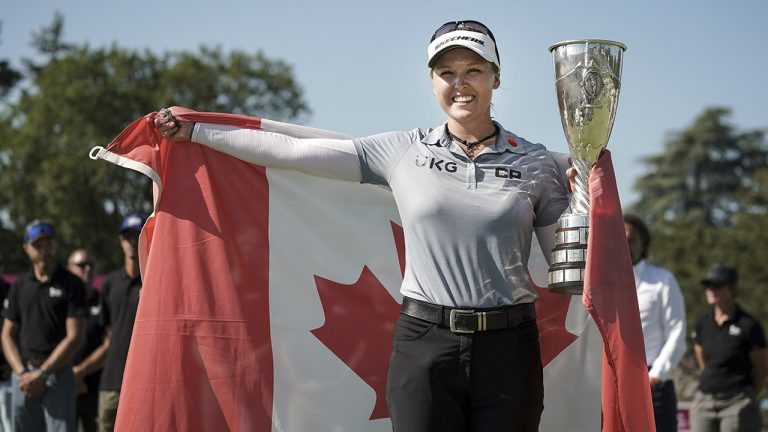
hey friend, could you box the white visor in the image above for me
[427,30,500,70]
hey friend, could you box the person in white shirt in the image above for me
[624,214,687,432]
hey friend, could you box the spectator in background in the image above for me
[624,214,686,432]
[97,214,144,432]
[68,249,107,432]
[691,264,768,432]
[1,220,86,431]
[0,254,11,432]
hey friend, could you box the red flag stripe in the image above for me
[583,151,655,431]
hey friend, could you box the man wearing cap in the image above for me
[1,220,86,431]
[691,264,768,432]
[97,214,144,432]
[624,214,686,431]
[67,249,107,432]
[0,254,12,432]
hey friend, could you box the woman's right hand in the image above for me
[149,108,194,142]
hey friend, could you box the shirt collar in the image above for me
[119,268,142,283]
[26,263,65,284]
[633,259,646,274]
[706,304,744,325]
[421,121,529,155]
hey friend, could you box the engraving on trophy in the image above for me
[581,66,602,104]
[547,39,626,295]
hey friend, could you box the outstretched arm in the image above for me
[193,123,361,181]
[151,110,361,182]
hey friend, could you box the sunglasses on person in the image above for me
[702,283,726,290]
[72,260,95,269]
[431,20,497,43]
[430,20,500,67]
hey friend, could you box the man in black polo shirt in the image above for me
[0,254,12,432]
[1,220,86,431]
[68,249,107,432]
[97,214,144,432]
[692,264,768,432]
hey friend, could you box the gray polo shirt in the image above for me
[353,122,568,307]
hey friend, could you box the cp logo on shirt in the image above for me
[495,167,522,179]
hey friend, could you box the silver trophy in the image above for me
[547,39,627,294]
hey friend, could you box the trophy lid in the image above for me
[548,39,627,53]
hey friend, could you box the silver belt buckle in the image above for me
[449,309,476,333]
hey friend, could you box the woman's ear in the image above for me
[493,73,501,90]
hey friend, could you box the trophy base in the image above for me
[548,266,585,295]
[547,213,589,295]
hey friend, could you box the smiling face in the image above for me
[431,48,499,130]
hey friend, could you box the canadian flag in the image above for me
[91,108,652,431]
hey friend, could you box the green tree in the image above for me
[0,16,310,272]
[28,11,72,60]
[630,107,768,227]
[0,21,23,99]
[629,107,768,309]
[727,167,768,318]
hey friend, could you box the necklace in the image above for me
[447,126,499,156]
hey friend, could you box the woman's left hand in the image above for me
[565,167,577,193]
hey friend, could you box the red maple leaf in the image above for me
[311,222,404,420]
[535,283,579,367]
[313,221,577,420]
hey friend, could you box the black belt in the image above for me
[702,388,753,400]
[401,297,536,334]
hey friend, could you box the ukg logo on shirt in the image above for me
[415,155,457,173]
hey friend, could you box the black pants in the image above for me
[651,380,677,432]
[386,313,543,432]
[77,391,99,432]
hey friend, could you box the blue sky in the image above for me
[3,0,767,206]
